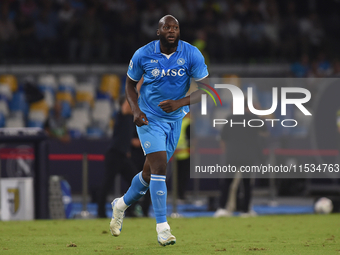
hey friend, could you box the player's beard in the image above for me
[160,34,180,48]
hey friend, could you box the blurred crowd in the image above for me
[290,53,340,78]
[0,0,340,64]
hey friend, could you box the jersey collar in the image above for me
[154,40,182,54]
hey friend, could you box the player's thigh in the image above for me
[136,119,167,156]
[137,119,168,176]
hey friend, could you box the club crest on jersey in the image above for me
[177,58,185,65]
[151,68,160,77]
[144,141,151,148]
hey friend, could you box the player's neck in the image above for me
[160,44,177,55]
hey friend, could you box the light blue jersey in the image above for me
[127,40,208,122]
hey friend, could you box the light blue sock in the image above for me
[123,171,149,206]
[150,174,167,224]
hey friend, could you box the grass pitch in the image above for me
[0,214,339,254]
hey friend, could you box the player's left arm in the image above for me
[158,47,208,113]
[158,79,208,113]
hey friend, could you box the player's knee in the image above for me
[151,162,167,176]
[142,171,151,184]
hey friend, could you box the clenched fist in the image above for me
[133,109,149,126]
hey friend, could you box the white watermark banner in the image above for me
[189,78,340,178]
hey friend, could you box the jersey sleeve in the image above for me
[127,49,143,82]
[190,47,209,81]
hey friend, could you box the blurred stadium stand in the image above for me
[0,63,295,137]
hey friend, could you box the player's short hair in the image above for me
[158,15,179,28]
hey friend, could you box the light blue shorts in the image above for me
[136,118,182,162]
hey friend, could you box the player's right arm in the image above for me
[126,49,148,126]
[125,77,148,126]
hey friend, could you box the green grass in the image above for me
[0,214,339,254]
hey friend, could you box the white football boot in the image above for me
[109,198,124,236]
[157,228,176,246]
[213,208,232,218]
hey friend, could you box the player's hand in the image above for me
[133,109,149,127]
[158,100,181,113]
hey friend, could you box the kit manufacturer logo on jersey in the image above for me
[151,59,158,63]
[151,68,160,77]
[177,58,185,65]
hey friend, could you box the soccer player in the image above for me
[109,15,208,246]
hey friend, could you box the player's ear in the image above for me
[157,29,160,36]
